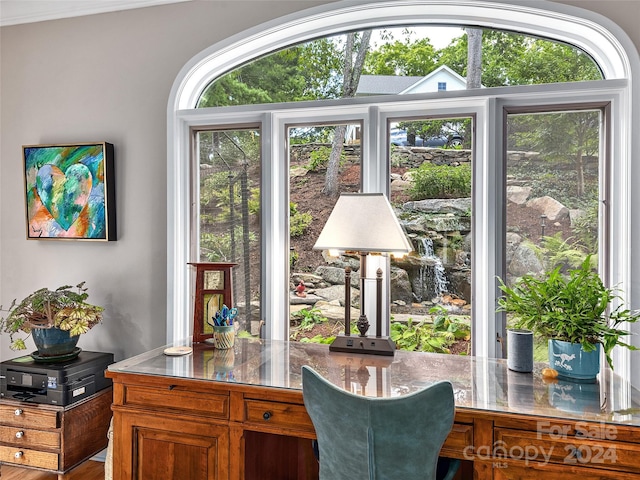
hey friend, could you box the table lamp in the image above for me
[313,193,412,355]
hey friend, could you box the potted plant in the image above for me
[0,282,103,358]
[497,255,639,382]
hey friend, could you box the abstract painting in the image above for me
[23,143,116,240]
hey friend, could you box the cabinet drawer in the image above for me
[244,399,315,434]
[495,427,640,474]
[0,405,58,429]
[0,445,58,469]
[492,459,640,480]
[441,423,473,455]
[123,385,229,419]
[0,425,60,449]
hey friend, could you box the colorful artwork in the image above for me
[23,143,116,240]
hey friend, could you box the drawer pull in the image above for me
[263,411,272,421]
[14,409,23,416]
[15,431,24,439]
[14,451,23,459]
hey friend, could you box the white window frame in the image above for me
[167,1,638,374]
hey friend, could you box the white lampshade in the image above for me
[313,193,413,254]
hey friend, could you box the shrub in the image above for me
[306,146,345,171]
[409,162,471,200]
[290,202,312,237]
[528,232,590,272]
[307,146,331,171]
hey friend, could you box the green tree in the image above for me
[198,38,345,107]
[199,51,305,107]
[296,36,346,100]
[364,38,437,76]
[510,41,601,84]
[437,30,600,87]
[508,110,600,197]
[437,30,529,87]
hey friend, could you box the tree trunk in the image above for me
[466,28,483,89]
[324,30,372,197]
[324,125,347,197]
[575,149,585,197]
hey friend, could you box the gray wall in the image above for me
[1,0,638,362]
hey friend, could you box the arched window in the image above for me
[167,1,637,375]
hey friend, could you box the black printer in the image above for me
[0,350,113,406]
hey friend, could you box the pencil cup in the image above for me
[213,325,235,350]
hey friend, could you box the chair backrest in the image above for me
[302,365,455,480]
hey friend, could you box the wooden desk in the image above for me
[106,339,640,480]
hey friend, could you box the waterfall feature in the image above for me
[413,238,448,302]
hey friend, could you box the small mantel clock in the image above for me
[189,262,236,343]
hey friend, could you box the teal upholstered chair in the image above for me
[302,366,460,480]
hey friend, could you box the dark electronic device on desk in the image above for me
[0,350,113,406]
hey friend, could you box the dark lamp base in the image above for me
[329,335,395,356]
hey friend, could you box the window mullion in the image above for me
[471,98,504,358]
[262,112,290,341]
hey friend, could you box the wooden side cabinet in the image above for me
[0,387,112,476]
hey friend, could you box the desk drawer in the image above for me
[0,425,60,449]
[492,460,639,480]
[0,445,58,469]
[495,427,640,474]
[244,399,314,434]
[0,405,58,429]
[442,423,473,455]
[123,385,229,419]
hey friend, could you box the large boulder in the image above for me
[507,185,532,205]
[391,178,412,194]
[315,265,360,287]
[447,268,471,303]
[290,273,324,288]
[314,284,360,307]
[508,242,543,278]
[390,268,413,304]
[403,198,472,215]
[313,300,360,322]
[526,196,569,222]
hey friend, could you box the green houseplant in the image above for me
[0,282,103,355]
[497,255,639,380]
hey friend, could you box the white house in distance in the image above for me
[356,65,468,96]
[346,65,468,143]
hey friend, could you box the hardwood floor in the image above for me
[0,460,104,480]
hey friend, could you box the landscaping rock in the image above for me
[526,195,569,222]
[507,185,532,205]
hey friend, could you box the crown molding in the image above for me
[0,0,191,27]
